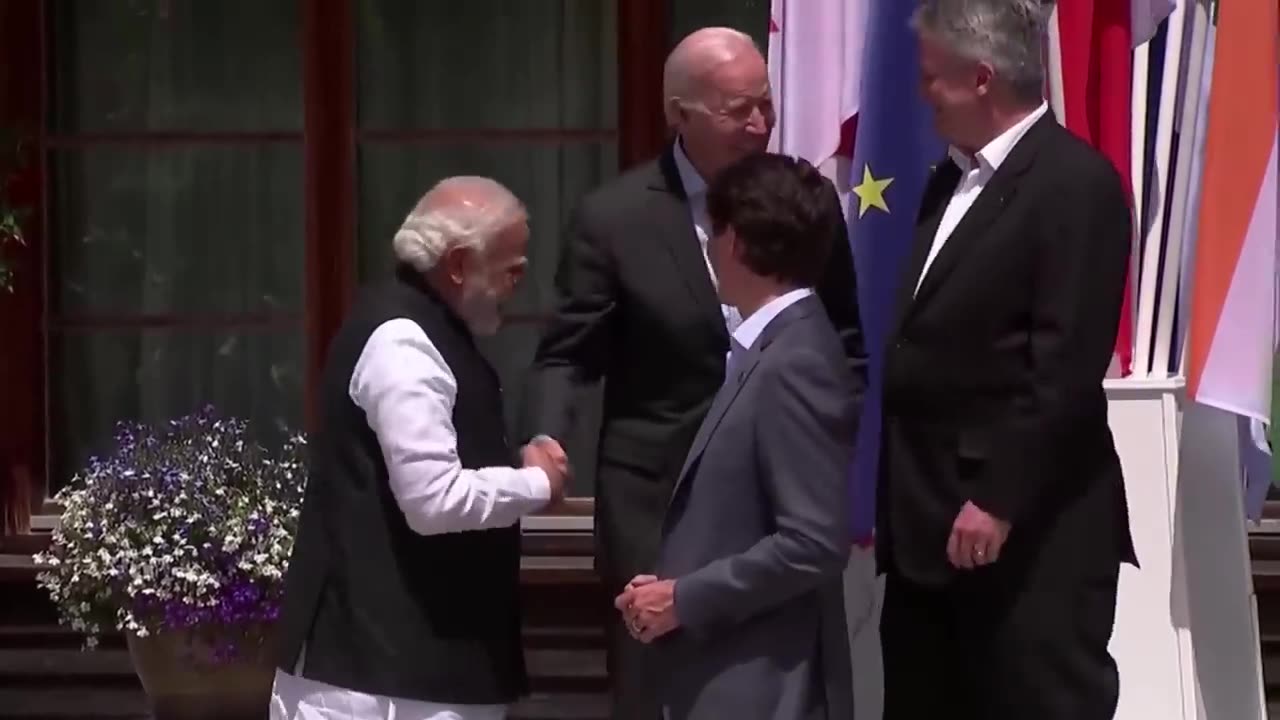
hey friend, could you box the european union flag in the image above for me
[847,0,944,542]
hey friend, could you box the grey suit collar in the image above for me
[670,295,822,501]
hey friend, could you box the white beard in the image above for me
[458,275,502,336]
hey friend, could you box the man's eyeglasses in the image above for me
[677,95,775,126]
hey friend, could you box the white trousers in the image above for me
[269,669,507,720]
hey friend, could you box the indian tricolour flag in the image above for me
[1185,0,1277,505]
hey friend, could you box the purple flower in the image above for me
[36,409,308,662]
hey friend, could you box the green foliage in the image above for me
[0,129,25,293]
[0,205,24,293]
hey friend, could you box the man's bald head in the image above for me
[662,27,760,126]
[662,28,773,182]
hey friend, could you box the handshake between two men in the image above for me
[521,435,572,509]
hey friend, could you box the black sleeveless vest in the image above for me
[277,265,527,703]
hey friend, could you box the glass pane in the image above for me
[51,146,304,316]
[358,141,616,496]
[358,0,617,130]
[50,328,305,493]
[52,0,302,133]
[667,0,771,50]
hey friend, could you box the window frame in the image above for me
[0,0,669,534]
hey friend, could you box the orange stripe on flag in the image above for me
[1186,0,1279,397]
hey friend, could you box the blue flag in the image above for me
[847,0,945,542]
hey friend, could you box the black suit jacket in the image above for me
[876,116,1138,588]
[527,144,868,586]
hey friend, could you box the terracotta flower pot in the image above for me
[126,624,277,720]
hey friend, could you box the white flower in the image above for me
[36,417,308,646]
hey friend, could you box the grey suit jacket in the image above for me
[653,295,858,720]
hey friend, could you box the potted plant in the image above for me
[34,409,307,719]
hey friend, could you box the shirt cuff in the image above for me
[523,466,553,504]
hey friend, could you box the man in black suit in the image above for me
[526,27,867,720]
[877,2,1137,719]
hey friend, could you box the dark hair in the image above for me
[705,152,838,287]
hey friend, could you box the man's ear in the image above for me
[974,61,995,97]
[725,226,746,263]
[439,245,473,286]
[663,98,685,128]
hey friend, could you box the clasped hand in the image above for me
[613,575,679,644]
[521,436,570,506]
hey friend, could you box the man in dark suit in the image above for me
[615,153,858,720]
[877,2,1137,719]
[525,27,867,720]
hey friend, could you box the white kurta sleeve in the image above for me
[349,318,551,536]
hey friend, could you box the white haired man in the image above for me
[877,1,1136,718]
[526,26,867,720]
[272,176,569,720]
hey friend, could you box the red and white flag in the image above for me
[767,4,878,717]
[766,0,868,208]
[1051,0,1137,376]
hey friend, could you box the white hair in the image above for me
[662,27,759,126]
[392,176,527,273]
[910,0,1053,104]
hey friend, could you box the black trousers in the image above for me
[881,565,1121,720]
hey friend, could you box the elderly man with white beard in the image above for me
[271,176,570,720]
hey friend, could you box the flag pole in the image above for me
[1152,0,1212,378]
[1129,41,1151,377]
[1133,0,1186,378]
[1045,4,1066,123]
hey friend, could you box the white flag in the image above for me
[766,0,868,205]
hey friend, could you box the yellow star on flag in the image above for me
[852,165,893,218]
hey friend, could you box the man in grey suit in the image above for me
[614,152,858,720]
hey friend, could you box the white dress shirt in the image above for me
[726,288,815,376]
[673,138,744,335]
[270,317,549,720]
[732,288,815,353]
[915,102,1049,295]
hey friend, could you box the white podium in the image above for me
[1107,377,1268,720]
